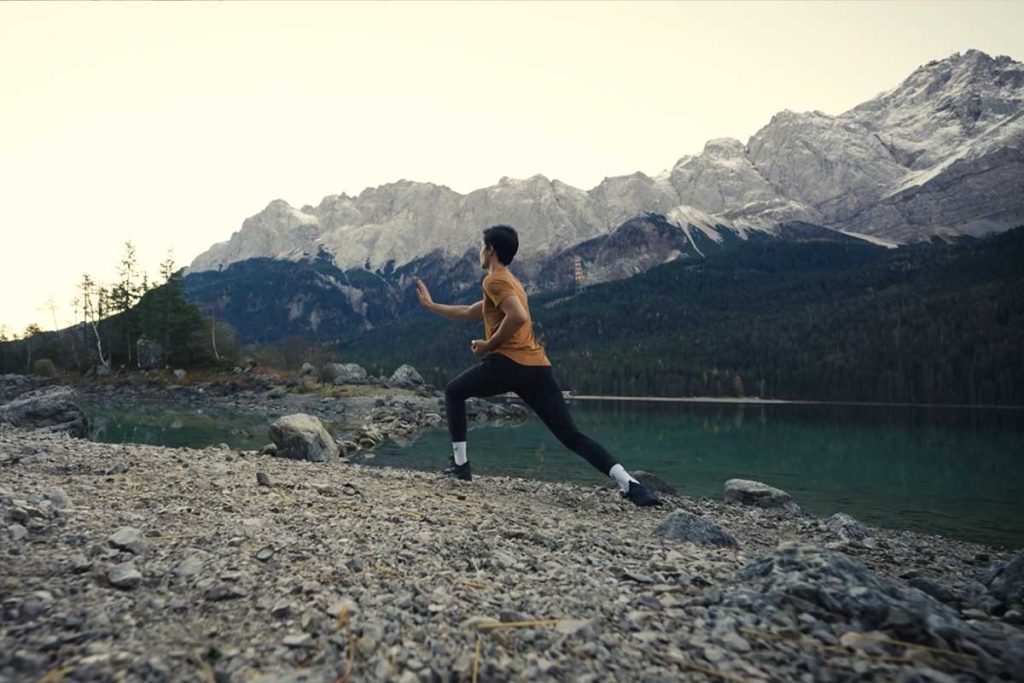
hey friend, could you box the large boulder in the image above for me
[652,510,737,548]
[715,543,1024,680]
[269,414,339,463]
[988,549,1024,609]
[323,363,368,385]
[389,364,425,388]
[298,362,317,378]
[724,478,801,513]
[0,387,88,437]
[135,337,164,370]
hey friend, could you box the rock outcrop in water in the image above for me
[0,386,88,437]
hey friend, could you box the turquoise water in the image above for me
[83,399,291,452]
[82,397,1024,548]
[368,400,1024,549]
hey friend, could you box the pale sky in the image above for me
[1,0,1021,334]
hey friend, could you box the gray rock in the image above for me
[173,555,206,578]
[283,632,312,648]
[205,584,248,601]
[988,548,1024,607]
[323,363,368,385]
[824,512,870,541]
[108,526,147,554]
[721,542,1024,679]
[172,369,186,381]
[652,510,738,548]
[269,414,340,463]
[46,488,73,509]
[8,523,28,541]
[389,364,425,388]
[0,387,88,437]
[108,561,142,589]
[632,471,677,496]
[256,471,273,487]
[909,576,956,604]
[724,478,800,512]
[298,362,317,377]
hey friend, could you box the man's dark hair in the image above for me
[483,225,519,265]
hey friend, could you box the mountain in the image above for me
[187,50,1024,276]
[182,207,878,342]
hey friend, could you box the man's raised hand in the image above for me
[415,279,434,309]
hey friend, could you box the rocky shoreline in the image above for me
[2,420,1023,682]
[0,368,527,461]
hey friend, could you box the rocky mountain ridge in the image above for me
[188,49,1023,274]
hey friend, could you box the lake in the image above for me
[84,397,1024,549]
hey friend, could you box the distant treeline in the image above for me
[1,245,216,375]
[340,226,1024,405]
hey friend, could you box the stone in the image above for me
[988,548,1024,608]
[46,488,73,509]
[8,523,28,541]
[909,576,955,604]
[205,584,248,601]
[632,471,677,496]
[323,363,368,385]
[109,526,147,554]
[0,387,89,437]
[724,478,800,511]
[173,555,205,578]
[256,471,273,487]
[652,510,738,548]
[283,632,312,648]
[719,543,1024,678]
[173,369,187,381]
[269,413,340,462]
[389,364,425,388]
[824,512,870,542]
[108,561,142,589]
[299,362,317,377]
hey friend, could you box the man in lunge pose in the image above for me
[415,224,662,507]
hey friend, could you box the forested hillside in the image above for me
[341,227,1024,405]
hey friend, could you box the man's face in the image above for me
[479,241,490,269]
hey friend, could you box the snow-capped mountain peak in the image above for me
[188,49,1024,274]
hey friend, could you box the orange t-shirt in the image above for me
[482,269,551,366]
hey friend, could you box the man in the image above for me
[415,224,662,507]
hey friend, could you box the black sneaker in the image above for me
[622,480,662,507]
[441,459,472,481]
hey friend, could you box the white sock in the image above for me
[453,441,467,466]
[609,464,639,493]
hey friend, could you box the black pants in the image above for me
[445,352,617,475]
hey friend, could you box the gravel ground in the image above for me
[1,427,1022,683]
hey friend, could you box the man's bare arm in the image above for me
[430,300,483,322]
[417,280,484,322]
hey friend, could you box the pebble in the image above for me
[108,527,147,554]
[108,561,142,589]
